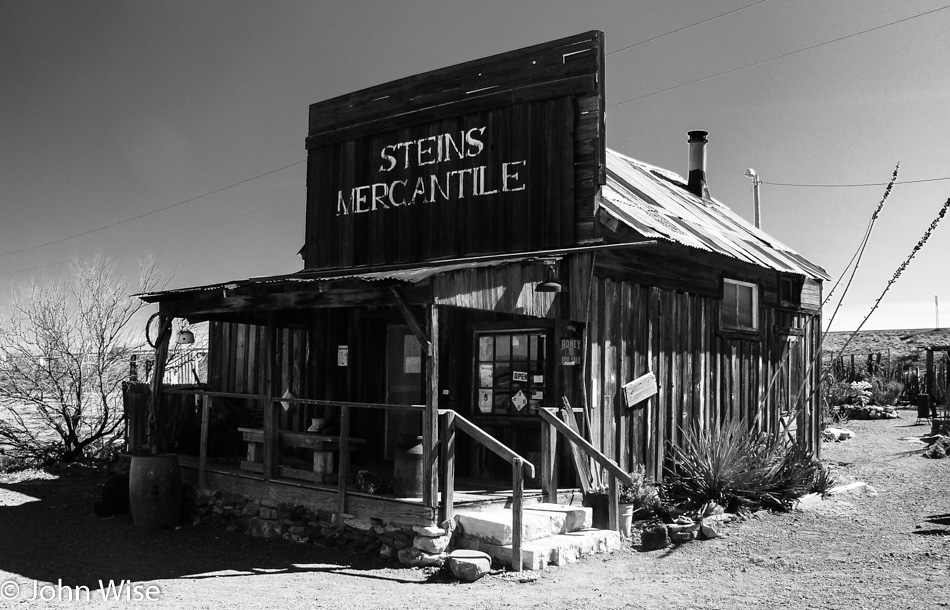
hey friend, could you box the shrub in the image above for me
[813,460,839,494]
[664,418,828,511]
[618,465,661,518]
[870,378,902,406]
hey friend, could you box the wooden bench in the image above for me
[237,427,366,483]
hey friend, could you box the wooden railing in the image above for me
[538,406,634,532]
[165,389,535,570]
[438,409,535,571]
[165,390,426,522]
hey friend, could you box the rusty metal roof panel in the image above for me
[603,149,830,280]
[138,257,535,301]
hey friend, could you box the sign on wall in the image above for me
[303,31,605,270]
[623,372,657,408]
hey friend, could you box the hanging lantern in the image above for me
[535,259,566,293]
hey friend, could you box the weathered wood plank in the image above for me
[439,411,456,524]
[512,457,524,572]
[262,321,278,482]
[193,469,436,527]
[424,305,440,508]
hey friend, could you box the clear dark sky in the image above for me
[2,0,949,331]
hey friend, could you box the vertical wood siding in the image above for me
[578,274,822,481]
[208,322,310,430]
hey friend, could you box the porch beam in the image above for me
[423,305,440,507]
[156,284,432,320]
[390,287,431,355]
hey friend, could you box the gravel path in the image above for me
[1,413,948,609]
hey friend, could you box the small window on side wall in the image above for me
[721,278,759,332]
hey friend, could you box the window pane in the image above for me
[478,363,493,388]
[478,336,493,362]
[493,392,510,414]
[512,334,528,361]
[722,283,738,327]
[494,362,511,390]
[495,335,511,361]
[736,284,754,327]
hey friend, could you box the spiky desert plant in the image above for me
[664,418,827,511]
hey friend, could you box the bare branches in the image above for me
[0,256,163,462]
[833,197,950,361]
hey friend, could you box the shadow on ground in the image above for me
[0,472,436,588]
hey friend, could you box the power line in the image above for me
[0,198,300,280]
[606,0,772,57]
[607,4,950,109]
[764,176,950,188]
[0,159,306,259]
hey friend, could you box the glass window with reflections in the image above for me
[474,331,546,416]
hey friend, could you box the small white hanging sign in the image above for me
[623,372,657,408]
[280,389,296,412]
[511,390,528,411]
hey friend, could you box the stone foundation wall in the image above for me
[191,488,453,567]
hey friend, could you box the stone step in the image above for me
[454,528,622,571]
[523,503,592,531]
[455,504,591,546]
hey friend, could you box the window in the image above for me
[474,331,547,416]
[721,278,758,332]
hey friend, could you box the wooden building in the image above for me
[138,32,828,550]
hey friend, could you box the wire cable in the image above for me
[764,176,950,188]
[0,160,306,259]
[0,198,299,279]
[607,4,950,109]
[606,0,772,57]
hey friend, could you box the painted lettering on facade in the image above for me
[336,127,526,216]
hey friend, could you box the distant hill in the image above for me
[822,328,950,370]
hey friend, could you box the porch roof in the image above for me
[138,255,533,303]
[601,149,830,281]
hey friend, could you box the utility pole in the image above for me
[745,168,761,228]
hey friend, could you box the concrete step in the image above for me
[455,504,591,546]
[523,503,592,531]
[454,528,622,571]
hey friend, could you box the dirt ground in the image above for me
[1,413,948,609]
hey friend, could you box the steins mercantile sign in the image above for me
[335,126,527,216]
[302,31,605,270]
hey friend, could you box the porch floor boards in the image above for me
[180,455,582,510]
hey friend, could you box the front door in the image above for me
[385,325,424,459]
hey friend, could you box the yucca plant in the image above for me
[664,418,830,511]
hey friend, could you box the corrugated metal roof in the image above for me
[602,149,830,280]
[138,257,535,301]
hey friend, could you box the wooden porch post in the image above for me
[198,397,210,489]
[511,457,524,572]
[424,305,440,508]
[540,417,557,502]
[439,410,455,524]
[147,314,173,453]
[262,317,278,481]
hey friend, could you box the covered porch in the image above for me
[137,255,632,568]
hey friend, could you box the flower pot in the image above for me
[619,502,635,538]
[129,454,182,528]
